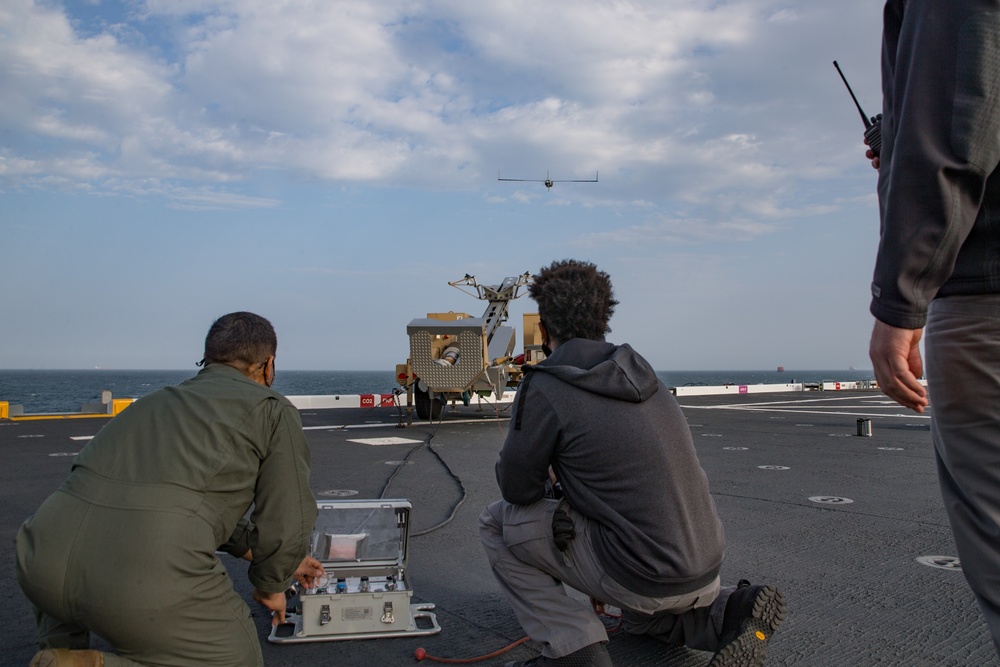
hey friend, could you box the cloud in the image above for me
[0,0,882,220]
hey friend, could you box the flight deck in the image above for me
[1,391,994,667]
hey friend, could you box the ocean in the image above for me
[0,368,877,415]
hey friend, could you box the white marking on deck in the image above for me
[347,437,423,446]
[71,436,93,441]
[681,395,930,419]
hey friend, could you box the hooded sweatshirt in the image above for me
[495,338,725,597]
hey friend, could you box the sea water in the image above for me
[0,368,876,414]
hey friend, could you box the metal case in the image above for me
[268,499,441,643]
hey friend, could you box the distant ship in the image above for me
[777,365,785,372]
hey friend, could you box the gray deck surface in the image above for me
[2,390,997,666]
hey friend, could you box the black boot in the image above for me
[505,642,613,667]
[707,580,787,667]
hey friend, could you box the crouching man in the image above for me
[17,311,323,667]
[479,260,786,667]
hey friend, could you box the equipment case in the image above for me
[268,499,441,643]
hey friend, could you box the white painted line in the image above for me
[686,405,929,419]
[347,437,423,446]
[71,436,93,441]
[688,395,873,408]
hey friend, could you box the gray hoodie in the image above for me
[496,338,725,597]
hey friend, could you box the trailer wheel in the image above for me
[414,387,443,420]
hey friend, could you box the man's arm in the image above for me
[247,400,317,594]
[869,1,1000,412]
[496,382,560,505]
[872,0,1000,330]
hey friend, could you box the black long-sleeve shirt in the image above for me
[871,0,1000,329]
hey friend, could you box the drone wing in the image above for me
[551,171,599,183]
[497,171,598,187]
[497,171,547,182]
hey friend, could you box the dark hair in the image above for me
[529,260,618,342]
[203,312,277,368]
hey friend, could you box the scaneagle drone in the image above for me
[497,170,599,190]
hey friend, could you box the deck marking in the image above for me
[70,436,93,441]
[347,437,422,446]
[809,496,854,505]
[684,402,929,420]
[916,555,962,571]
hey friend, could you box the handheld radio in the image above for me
[833,60,882,157]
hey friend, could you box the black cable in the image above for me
[376,403,477,537]
[410,441,469,537]
[327,385,508,537]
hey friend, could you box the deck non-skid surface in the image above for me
[1,392,995,666]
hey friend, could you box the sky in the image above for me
[0,0,888,372]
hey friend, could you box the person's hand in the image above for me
[869,320,928,412]
[253,588,288,626]
[864,138,880,170]
[866,149,880,170]
[295,555,326,590]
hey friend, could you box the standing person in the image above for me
[867,0,1000,655]
[16,311,322,667]
[479,260,787,667]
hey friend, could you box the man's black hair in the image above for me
[529,260,618,343]
[202,311,277,368]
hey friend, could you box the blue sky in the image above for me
[1,0,885,371]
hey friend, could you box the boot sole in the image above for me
[707,586,787,667]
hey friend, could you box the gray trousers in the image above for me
[926,295,1000,656]
[479,498,730,659]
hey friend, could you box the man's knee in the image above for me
[479,500,505,555]
[479,500,503,535]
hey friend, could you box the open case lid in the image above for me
[310,499,411,567]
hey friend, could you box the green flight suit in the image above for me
[15,363,317,667]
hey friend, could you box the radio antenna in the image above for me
[833,60,873,130]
